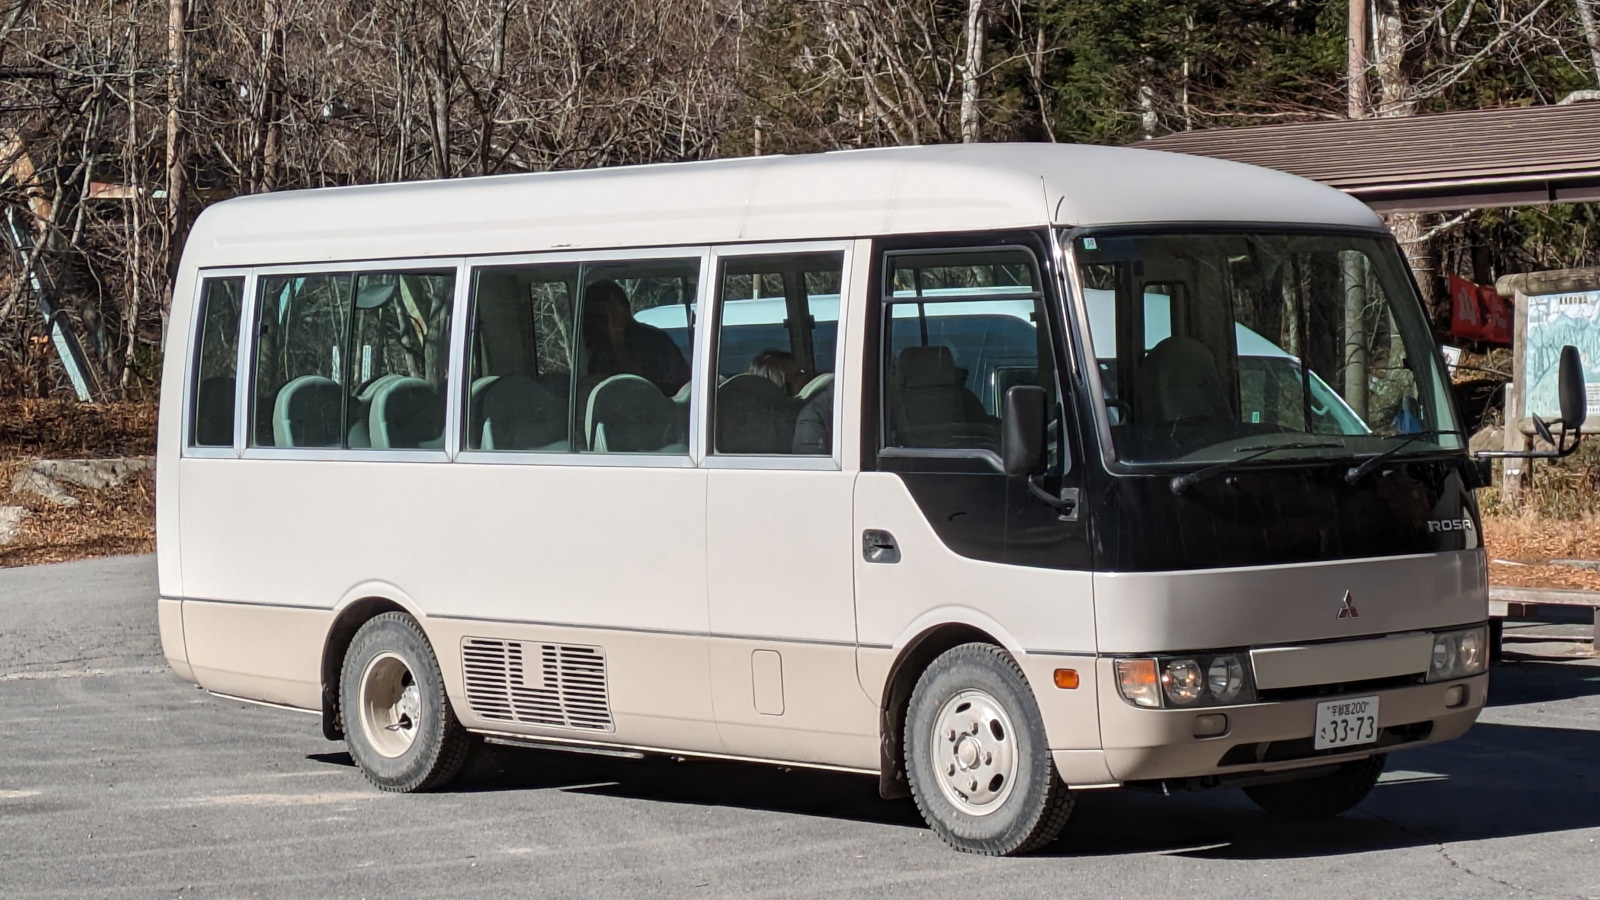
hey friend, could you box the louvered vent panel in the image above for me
[461,638,613,732]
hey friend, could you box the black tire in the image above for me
[452,736,513,787]
[1243,754,1387,819]
[904,643,1074,856]
[340,612,469,792]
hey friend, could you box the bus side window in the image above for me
[881,248,1048,453]
[465,264,576,452]
[710,251,843,456]
[575,259,698,454]
[251,273,351,448]
[347,271,455,450]
[249,268,453,450]
[189,277,244,448]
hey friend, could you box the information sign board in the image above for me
[1523,288,1600,422]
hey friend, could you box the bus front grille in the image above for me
[461,638,614,732]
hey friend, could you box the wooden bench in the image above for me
[1488,586,1600,660]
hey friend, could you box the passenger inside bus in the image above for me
[747,348,806,396]
[581,279,690,396]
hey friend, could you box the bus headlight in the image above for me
[1115,652,1255,708]
[1428,626,1489,682]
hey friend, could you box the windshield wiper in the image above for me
[1344,429,1462,484]
[1171,441,1343,494]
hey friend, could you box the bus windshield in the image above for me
[1070,230,1461,465]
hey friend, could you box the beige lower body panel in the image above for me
[158,598,196,683]
[709,638,878,771]
[428,617,726,758]
[1096,657,1487,782]
[182,600,328,710]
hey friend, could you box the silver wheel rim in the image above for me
[930,688,1020,816]
[359,652,421,759]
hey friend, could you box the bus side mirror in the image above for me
[1002,385,1047,477]
[1559,344,1587,432]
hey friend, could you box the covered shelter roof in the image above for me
[1136,101,1600,214]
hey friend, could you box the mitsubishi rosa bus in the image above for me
[156,143,1585,855]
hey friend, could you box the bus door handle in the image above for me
[862,529,900,564]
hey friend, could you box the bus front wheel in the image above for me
[904,643,1074,856]
[340,612,469,792]
[1243,754,1386,819]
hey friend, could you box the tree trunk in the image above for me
[1579,0,1600,88]
[164,0,186,310]
[1347,0,1368,118]
[1371,1,1442,323]
[959,0,984,142]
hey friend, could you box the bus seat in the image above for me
[370,376,442,449]
[193,376,235,446]
[716,373,798,454]
[892,346,994,448]
[272,375,342,448]
[481,374,565,450]
[798,371,833,400]
[1137,336,1231,423]
[467,375,500,448]
[586,374,674,453]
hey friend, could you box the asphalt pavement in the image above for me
[2,555,1597,899]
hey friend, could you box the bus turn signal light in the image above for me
[1053,668,1079,689]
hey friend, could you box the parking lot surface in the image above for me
[2,555,1597,899]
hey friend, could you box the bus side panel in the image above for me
[183,599,328,709]
[852,473,1103,758]
[428,618,724,756]
[179,456,718,743]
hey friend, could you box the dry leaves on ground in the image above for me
[1481,513,1600,591]
[0,459,155,567]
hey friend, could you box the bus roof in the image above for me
[182,143,1382,270]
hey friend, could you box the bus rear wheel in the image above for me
[904,643,1074,856]
[1243,754,1386,819]
[340,612,469,792]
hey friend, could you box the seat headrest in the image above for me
[1138,336,1231,423]
[898,346,956,388]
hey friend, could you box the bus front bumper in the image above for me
[1092,664,1487,784]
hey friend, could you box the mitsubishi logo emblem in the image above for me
[1337,591,1359,619]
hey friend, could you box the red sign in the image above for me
[1449,274,1512,344]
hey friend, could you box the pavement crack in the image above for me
[1371,813,1583,900]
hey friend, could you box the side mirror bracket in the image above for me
[1002,385,1079,520]
[1475,344,1587,463]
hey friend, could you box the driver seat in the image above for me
[1137,336,1232,423]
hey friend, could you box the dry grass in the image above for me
[1481,512,1600,590]
[0,399,157,459]
[0,400,157,567]
[0,458,155,567]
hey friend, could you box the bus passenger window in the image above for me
[882,249,1049,453]
[577,259,698,454]
[465,264,576,452]
[189,277,244,448]
[708,251,843,456]
[251,273,351,448]
[347,271,455,450]
[250,268,454,450]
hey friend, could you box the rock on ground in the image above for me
[0,506,25,545]
[7,457,154,510]
[9,468,78,508]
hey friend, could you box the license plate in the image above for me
[1313,696,1380,750]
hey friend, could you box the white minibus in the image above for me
[156,143,1586,855]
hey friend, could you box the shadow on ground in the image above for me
[305,658,1600,859]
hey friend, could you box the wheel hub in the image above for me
[359,652,421,759]
[931,688,1019,816]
